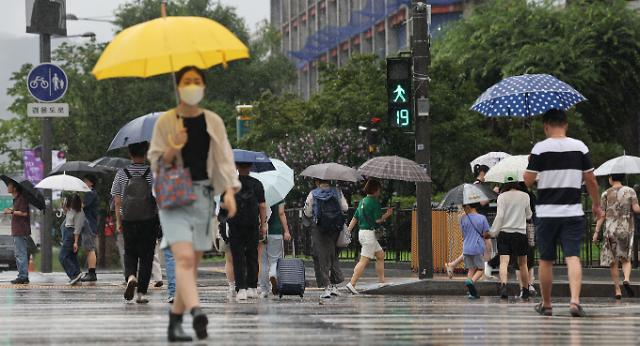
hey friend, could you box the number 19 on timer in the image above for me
[396,109,410,127]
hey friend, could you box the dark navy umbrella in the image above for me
[471,74,586,117]
[108,112,162,151]
[233,149,275,172]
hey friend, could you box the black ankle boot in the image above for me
[191,307,209,340]
[168,312,193,342]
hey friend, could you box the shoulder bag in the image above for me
[154,163,197,209]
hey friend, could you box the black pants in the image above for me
[122,218,158,294]
[229,223,259,291]
[311,225,344,288]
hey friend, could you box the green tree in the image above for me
[1,0,295,171]
[434,0,639,156]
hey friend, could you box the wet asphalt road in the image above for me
[0,271,640,345]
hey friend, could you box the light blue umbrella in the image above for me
[249,159,294,206]
[471,74,586,117]
[108,112,162,151]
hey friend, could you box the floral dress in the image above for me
[600,186,638,266]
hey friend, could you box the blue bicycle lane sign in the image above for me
[27,63,68,102]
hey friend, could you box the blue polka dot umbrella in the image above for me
[470,74,586,117]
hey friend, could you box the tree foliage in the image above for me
[1,0,295,172]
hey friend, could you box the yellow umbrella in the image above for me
[92,16,249,80]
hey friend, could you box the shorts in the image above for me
[158,181,216,252]
[497,232,528,257]
[463,254,484,269]
[358,230,383,259]
[536,216,585,261]
[81,227,97,252]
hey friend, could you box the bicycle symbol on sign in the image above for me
[29,76,49,89]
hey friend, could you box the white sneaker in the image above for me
[69,273,82,286]
[166,296,174,304]
[329,284,341,297]
[136,293,149,304]
[227,282,236,299]
[320,287,332,299]
[236,289,247,301]
[247,288,258,299]
[345,282,359,295]
[484,263,495,279]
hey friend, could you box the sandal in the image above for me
[623,281,634,297]
[535,302,552,316]
[569,303,586,317]
[445,265,453,279]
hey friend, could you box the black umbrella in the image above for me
[88,157,132,171]
[49,161,108,176]
[439,183,497,208]
[0,175,45,210]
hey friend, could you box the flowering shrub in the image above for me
[272,128,368,206]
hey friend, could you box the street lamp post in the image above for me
[37,30,94,272]
[38,33,53,273]
[412,1,433,279]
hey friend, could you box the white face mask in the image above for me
[178,84,204,106]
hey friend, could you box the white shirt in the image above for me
[490,189,533,236]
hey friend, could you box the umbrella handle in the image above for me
[167,117,185,149]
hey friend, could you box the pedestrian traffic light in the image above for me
[387,57,412,129]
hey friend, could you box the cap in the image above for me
[504,172,518,183]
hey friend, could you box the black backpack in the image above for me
[121,168,157,221]
[315,195,345,233]
[231,186,259,227]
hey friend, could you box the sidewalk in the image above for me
[3,261,637,298]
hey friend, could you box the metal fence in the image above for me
[284,204,413,262]
[285,206,640,270]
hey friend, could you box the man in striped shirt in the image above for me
[524,109,603,317]
[110,142,159,304]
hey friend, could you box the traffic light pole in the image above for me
[39,33,53,273]
[412,1,433,279]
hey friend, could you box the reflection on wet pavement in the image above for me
[0,272,639,345]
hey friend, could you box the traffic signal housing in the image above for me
[386,57,412,129]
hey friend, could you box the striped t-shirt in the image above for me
[526,137,593,218]
[110,163,154,198]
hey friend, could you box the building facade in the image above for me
[271,0,465,99]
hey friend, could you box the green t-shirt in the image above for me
[354,195,382,230]
[268,201,285,235]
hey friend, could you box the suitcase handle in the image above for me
[282,238,296,258]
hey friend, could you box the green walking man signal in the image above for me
[393,85,407,103]
[386,57,412,129]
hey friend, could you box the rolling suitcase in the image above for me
[276,240,305,298]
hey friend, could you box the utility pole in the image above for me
[411,1,432,279]
[39,33,53,273]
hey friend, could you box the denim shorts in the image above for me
[536,216,585,261]
[158,181,217,252]
[463,254,484,269]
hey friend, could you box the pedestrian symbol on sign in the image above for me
[393,85,407,103]
[27,63,68,102]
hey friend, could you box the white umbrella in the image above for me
[484,155,530,183]
[594,155,640,176]
[470,152,511,173]
[300,162,362,182]
[250,159,294,206]
[35,174,91,192]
